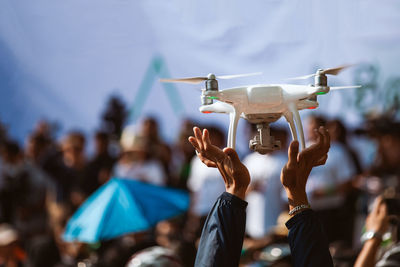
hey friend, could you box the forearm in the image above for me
[195,192,247,267]
[354,239,380,267]
[286,209,333,267]
[226,185,247,200]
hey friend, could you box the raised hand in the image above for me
[365,196,389,235]
[281,126,330,212]
[188,127,250,200]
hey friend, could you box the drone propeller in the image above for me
[288,64,353,80]
[160,72,262,84]
[330,85,361,90]
[160,77,208,84]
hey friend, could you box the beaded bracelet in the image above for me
[288,204,311,216]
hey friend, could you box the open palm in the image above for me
[281,126,330,207]
[188,127,250,199]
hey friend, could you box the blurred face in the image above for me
[64,145,83,159]
[94,137,108,155]
[25,137,45,161]
[142,120,158,139]
[62,143,85,168]
[1,148,20,164]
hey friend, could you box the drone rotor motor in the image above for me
[314,70,328,87]
[201,74,219,105]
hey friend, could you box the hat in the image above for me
[120,125,147,152]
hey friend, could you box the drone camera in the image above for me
[249,123,281,154]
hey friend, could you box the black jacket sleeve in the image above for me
[286,209,334,267]
[195,192,248,267]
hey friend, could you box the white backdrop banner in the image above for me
[0,0,400,151]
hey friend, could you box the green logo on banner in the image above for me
[130,56,185,121]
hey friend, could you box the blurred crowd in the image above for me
[0,96,399,267]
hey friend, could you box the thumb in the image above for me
[223,147,241,164]
[287,140,299,168]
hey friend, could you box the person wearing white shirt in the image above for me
[187,126,226,217]
[305,116,357,244]
[187,156,226,217]
[114,126,166,186]
[243,127,288,238]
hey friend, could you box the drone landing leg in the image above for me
[227,109,240,149]
[284,111,298,142]
[288,103,305,150]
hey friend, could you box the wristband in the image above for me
[360,231,382,244]
[289,204,311,216]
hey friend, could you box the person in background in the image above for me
[25,133,51,167]
[354,196,400,267]
[244,126,289,238]
[360,119,400,196]
[327,119,362,175]
[140,117,172,184]
[26,202,90,267]
[0,141,48,241]
[189,126,333,267]
[59,132,88,209]
[352,118,400,252]
[84,131,116,195]
[155,219,197,267]
[327,118,363,247]
[170,119,196,190]
[0,224,26,267]
[305,115,357,244]
[114,126,166,186]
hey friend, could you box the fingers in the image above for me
[200,157,217,168]
[301,127,330,166]
[202,129,211,150]
[193,127,204,151]
[287,140,299,169]
[188,136,200,151]
[312,127,330,151]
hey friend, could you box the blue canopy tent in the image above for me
[63,178,189,243]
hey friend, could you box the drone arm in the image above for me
[227,107,240,149]
[287,102,305,150]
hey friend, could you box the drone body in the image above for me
[161,66,359,154]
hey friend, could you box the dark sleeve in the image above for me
[285,209,333,267]
[195,192,248,267]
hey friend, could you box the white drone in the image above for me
[161,65,360,154]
